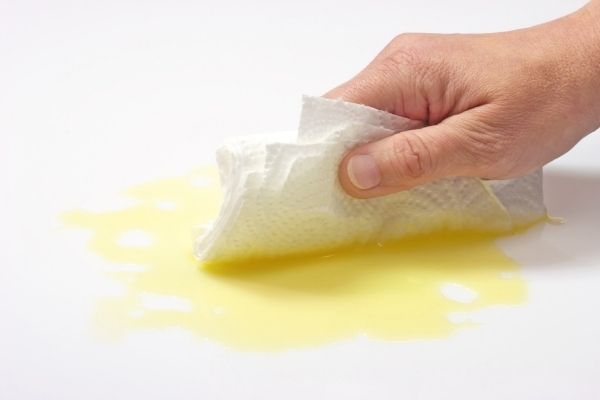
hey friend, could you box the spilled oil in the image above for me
[62,167,527,350]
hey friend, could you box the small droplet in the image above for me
[117,229,154,247]
[440,283,478,304]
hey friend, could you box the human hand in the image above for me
[327,1,600,198]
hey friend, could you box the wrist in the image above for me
[529,1,600,136]
[573,1,600,71]
[564,1,600,130]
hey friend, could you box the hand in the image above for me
[326,1,600,198]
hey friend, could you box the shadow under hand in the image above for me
[498,167,600,267]
[544,168,600,221]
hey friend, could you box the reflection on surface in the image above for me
[63,167,527,350]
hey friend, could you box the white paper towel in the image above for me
[195,96,546,264]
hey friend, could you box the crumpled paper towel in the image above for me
[195,96,546,264]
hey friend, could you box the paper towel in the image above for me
[195,96,546,264]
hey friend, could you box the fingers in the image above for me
[338,116,488,198]
[324,72,401,113]
[323,35,423,115]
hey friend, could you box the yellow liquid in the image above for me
[62,167,527,350]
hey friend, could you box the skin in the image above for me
[326,1,600,199]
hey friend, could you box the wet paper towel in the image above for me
[195,96,546,264]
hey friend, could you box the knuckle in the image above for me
[380,45,424,74]
[387,133,434,180]
[376,33,429,72]
[376,33,448,87]
[390,32,425,49]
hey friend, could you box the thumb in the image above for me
[338,121,480,198]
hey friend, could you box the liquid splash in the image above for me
[62,167,527,350]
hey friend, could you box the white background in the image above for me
[2,0,600,399]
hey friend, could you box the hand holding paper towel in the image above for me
[327,23,600,198]
[195,97,546,264]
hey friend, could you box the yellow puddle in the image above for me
[62,167,527,350]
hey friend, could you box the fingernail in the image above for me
[347,154,381,190]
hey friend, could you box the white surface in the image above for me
[2,0,599,399]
